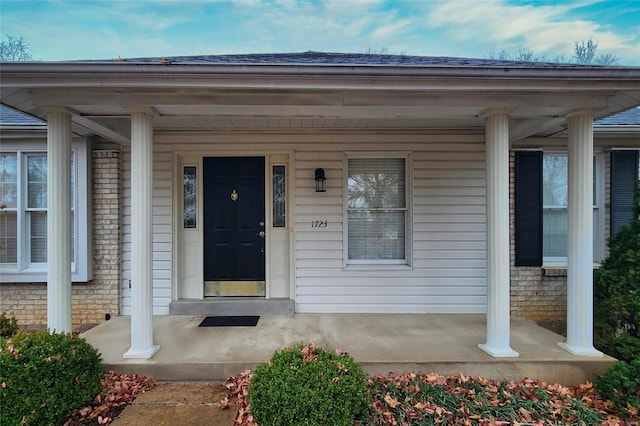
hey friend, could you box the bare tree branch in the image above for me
[0,35,33,61]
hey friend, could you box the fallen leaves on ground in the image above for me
[64,371,156,425]
[220,370,639,426]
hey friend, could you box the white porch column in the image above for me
[123,111,159,359]
[558,111,602,356]
[47,110,72,333]
[479,110,519,357]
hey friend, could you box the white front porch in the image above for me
[81,313,615,386]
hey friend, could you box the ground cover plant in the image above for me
[222,369,638,425]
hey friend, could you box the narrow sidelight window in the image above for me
[183,166,197,229]
[273,165,286,228]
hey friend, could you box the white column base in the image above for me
[557,342,603,357]
[123,345,160,359]
[478,343,519,358]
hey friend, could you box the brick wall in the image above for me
[0,149,121,331]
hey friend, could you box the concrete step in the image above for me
[169,298,294,316]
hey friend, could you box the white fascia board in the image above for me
[1,62,640,92]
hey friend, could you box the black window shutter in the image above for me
[514,151,543,266]
[611,150,639,237]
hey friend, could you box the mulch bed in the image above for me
[220,370,639,426]
[65,369,639,425]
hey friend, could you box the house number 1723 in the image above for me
[311,220,328,228]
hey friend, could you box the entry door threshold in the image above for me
[205,280,265,297]
[169,298,294,316]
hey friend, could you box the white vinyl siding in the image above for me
[121,131,487,315]
[294,133,486,314]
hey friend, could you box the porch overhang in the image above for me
[2,61,639,143]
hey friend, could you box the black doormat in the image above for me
[198,315,260,327]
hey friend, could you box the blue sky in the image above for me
[1,0,639,64]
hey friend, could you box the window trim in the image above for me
[0,140,91,283]
[343,152,413,269]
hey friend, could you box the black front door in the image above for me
[203,157,265,296]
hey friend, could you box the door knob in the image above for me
[256,231,265,238]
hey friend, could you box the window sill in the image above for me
[542,264,602,277]
[0,270,91,283]
[344,264,413,272]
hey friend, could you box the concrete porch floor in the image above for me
[81,314,615,386]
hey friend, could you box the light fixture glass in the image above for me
[314,168,326,192]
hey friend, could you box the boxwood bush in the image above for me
[0,331,103,426]
[594,182,640,362]
[0,312,19,338]
[595,358,640,418]
[249,343,368,426]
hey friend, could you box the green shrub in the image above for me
[0,313,19,338]
[0,331,103,426]
[595,359,640,417]
[249,343,368,426]
[595,323,640,363]
[595,182,640,361]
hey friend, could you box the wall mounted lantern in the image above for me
[314,168,326,192]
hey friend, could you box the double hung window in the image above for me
[542,153,604,265]
[345,155,410,266]
[1,144,89,282]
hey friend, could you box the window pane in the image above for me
[71,152,76,210]
[1,154,18,208]
[543,154,567,206]
[543,208,567,257]
[30,211,47,263]
[348,158,405,209]
[71,211,75,263]
[0,211,17,263]
[348,210,405,260]
[183,166,197,228]
[273,165,286,228]
[27,154,47,209]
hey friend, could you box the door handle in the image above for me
[256,231,265,238]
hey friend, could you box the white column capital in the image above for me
[565,109,596,119]
[479,108,512,119]
[42,106,73,115]
[127,106,159,116]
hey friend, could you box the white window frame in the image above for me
[0,140,91,283]
[343,152,412,269]
[542,151,605,266]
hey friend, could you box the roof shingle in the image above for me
[118,51,602,68]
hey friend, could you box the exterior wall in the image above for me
[0,149,121,330]
[508,151,568,322]
[123,130,489,315]
[509,138,639,323]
